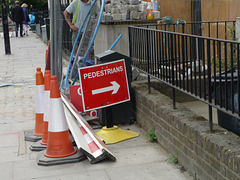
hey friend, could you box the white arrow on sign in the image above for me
[92,81,120,95]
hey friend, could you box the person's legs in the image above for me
[72,31,80,56]
[23,24,25,35]
[69,31,83,78]
[25,25,28,36]
[15,23,19,37]
[23,24,28,35]
[20,23,23,37]
[84,30,91,59]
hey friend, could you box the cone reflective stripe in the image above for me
[45,76,76,158]
[49,98,69,132]
[79,126,102,158]
[34,67,44,136]
[41,70,51,145]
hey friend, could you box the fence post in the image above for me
[170,33,176,109]
[207,39,213,132]
[236,17,240,42]
[146,30,151,93]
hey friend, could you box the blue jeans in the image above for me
[15,22,23,36]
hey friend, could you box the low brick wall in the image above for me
[131,81,240,180]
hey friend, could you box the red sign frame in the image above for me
[79,59,130,111]
[69,85,98,117]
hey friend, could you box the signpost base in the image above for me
[96,125,139,144]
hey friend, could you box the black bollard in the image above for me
[1,0,11,54]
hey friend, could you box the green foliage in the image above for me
[0,0,48,16]
[227,26,237,41]
[165,153,178,163]
[0,0,15,16]
[19,0,48,9]
[211,54,238,73]
[211,26,238,72]
[146,128,157,142]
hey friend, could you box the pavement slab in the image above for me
[105,162,190,180]
[0,131,19,148]
[0,162,14,180]
[13,159,86,179]
[0,146,29,163]
[31,169,110,180]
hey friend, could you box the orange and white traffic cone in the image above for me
[25,67,44,142]
[45,76,76,158]
[45,41,50,71]
[34,67,44,136]
[30,70,51,151]
[41,70,51,145]
[45,49,48,65]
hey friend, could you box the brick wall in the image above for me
[131,81,240,180]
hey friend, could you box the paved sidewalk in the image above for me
[0,31,192,180]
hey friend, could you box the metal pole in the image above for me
[192,0,202,35]
[55,0,62,84]
[50,0,55,75]
[1,0,11,54]
[193,0,202,61]
[54,0,58,76]
[106,107,113,128]
[50,0,62,84]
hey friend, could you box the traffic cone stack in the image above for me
[41,70,51,145]
[44,76,76,158]
[30,70,51,151]
[37,76,86,166]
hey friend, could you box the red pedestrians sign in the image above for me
[79,59,130,111]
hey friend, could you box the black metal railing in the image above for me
[36,2,73,55]
[136,20,235,40]
[32,9,49,27]
[129,24,240,133]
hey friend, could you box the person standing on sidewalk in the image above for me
[12,1,24,37]
[21,3,29,36]
[63,0,95,78]
[63,0,93,57]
